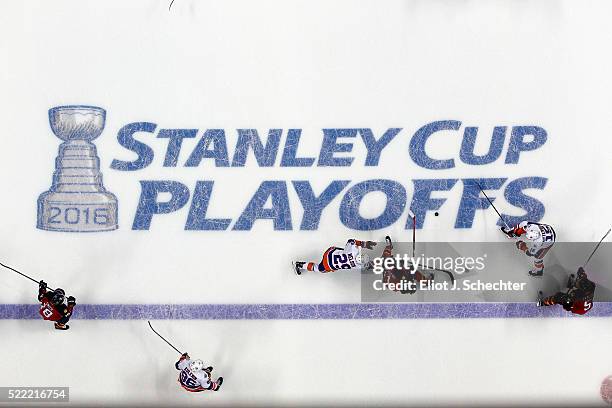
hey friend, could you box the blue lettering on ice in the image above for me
[108,121,551,231]
[409,122,547,169]
[409,179,458,229]
[132,180,190,230]
[455,178,506,228]
[318,129,357,167]
[339,179,406,230]
[185,129,230,167]
[157,129,197,167]
[280,129,315,167]
[185,181,231,230]
[110,122,156,171]
[505,126,547,164]
[231,129,282,167]
[359,128,401,166]
[501,177,548,226]
[409,120,460,170]
[233,181,292,230]
[293,180,350,230]
[460,126,506,165]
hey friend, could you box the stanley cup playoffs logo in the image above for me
[37,105,118,232]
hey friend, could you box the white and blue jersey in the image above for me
[176,357,212,392]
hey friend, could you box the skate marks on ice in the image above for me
[1,302,612,320]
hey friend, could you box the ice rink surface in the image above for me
[0,318,611,406]
[1,0,612,406]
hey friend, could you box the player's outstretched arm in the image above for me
[66,296,76,313]
[37,280,48,301]
[501,221,528,238]
[175,353,190,370]
[349,239,377,249]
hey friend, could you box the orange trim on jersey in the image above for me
[515,227,526,235]
[179,380,206,392]
[321,247,334,271]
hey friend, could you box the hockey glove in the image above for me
[516,241,528,252]
[501,226,517,238]
[364,241,377,250]
[67,296,76,306]
[39,280,47,290]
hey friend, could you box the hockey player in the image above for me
[292,238,377,275]
[176,352,223,392]
[38,280,76,330]
[537,267,596,315]
[380,236,431,294]
[501,220,556,277]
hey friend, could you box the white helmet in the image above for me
[525,228,541,241]
[189,359,205,372]
[356,253,370,266]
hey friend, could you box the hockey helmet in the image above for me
[355,253,369,267]
[189,359,205,372]
[51,288,65,305]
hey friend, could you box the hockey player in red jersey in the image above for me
[501,220,556,277]
[380,236,431,294]
[38,280,76,330]
[292,238,377,275]
[176,353,223,392]
[537,267,596,315]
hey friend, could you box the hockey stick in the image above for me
[475,182,509,229]
[412,262,456,284]
[0,261,55,291]
[405,211,455,283]
[148,321,183,355]
[432,268,456,284]
[408,209,416,259]
[583,228,611,268]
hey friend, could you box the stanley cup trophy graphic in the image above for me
[37,105,118,232]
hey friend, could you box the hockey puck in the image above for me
[434,212,439,216]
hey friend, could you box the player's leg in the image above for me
[540,292,570,307]
[294,248,336,275]
[208,377,223,391]
[54,315,70,330]
[530,242,553,277]
[529,259,544,277]
[293,260,326,275]
[292,261,307,275]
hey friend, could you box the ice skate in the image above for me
[292,261,305,276]
[528,268,544,277]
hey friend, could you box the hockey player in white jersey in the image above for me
[501,220,556,277]
[175,353,223,392]
[292,238,376,275]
